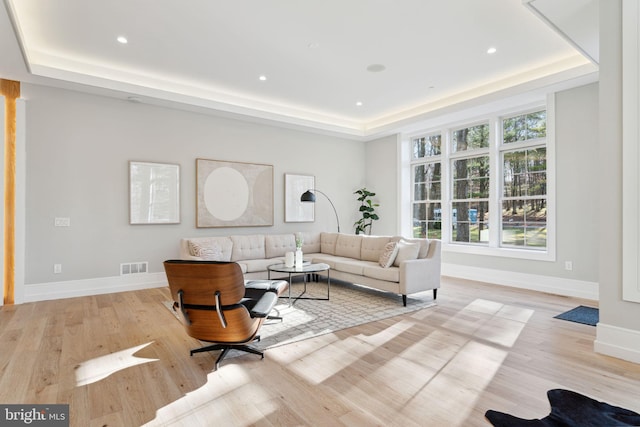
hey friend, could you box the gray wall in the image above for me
[23,84,365,284]
[598,0,639,331]
[364,133,399,236]
[438,83,600,285]
[22,79,602,293]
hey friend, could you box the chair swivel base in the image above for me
[190,337,263,369]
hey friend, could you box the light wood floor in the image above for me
[1,277,640,427]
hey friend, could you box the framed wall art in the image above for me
[196,158,273,227]
[285,173,315,222]
[129,161,180,224]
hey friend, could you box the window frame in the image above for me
[410,131,443,240]
[405,96,556,262]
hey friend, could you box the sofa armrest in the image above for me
[399,240,441,294]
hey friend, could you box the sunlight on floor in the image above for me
[143,365,271,426]
[337,298,533,425]
[75,342,158,387]
[271,319,416,384]
[140,298,535,426]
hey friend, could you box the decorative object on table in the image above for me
[353,187,379,235]
[300,189,340,232]
[285,174,315,222]
[485,389,640,427]
[295,249,303,269]
[295,232,304,269]
[285,251,294,268]
[129,161,180,224]
[554,305,599,326]
[196,158,273,228]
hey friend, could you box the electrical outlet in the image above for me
[565,261,573,271]
[54,217,70,227]
[54,264,62,274]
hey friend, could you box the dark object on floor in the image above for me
[554,305,599,326]
[485,389,640,427]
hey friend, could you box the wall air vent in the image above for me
[120,261,148,275]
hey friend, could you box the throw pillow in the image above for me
[188,241,223,261]
[378,242,399,268]
[393,239,420,267]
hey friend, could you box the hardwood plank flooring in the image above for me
[1,277,639,426]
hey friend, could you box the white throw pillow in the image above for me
[188,241,223,261]
[378,242,399,268]
[393,240,420,267]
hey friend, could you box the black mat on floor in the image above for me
[553,305,598,326]
[485,389,640,427]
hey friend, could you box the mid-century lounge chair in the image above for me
[163,260,280,369]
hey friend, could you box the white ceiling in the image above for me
[2,0,598,139]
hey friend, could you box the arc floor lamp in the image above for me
[300,189,340,232]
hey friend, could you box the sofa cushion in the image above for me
[320,232,339,255]
[333,259,365,275]
[301,232,321,253]
[335,234,362,259]
[185,237,233,261]
[361,235,392,261]
[378,242,399,268]
[265,234,296,258]
[243,258,281,273]
[310,254,343,269]
[393,239,421,266]
[363,264,400,282]
[391,236,429,259]
[188,240,222,260]
[231,235,266,261]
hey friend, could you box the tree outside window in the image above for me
[451,124,490,244]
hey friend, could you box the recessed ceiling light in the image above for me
[259,75,267,81]
[117,36,128,44]
[366,64,386,73]
[356,101,363,107]
[487,47,497,54]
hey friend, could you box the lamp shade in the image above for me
[299,189,340,232]
[300,190,316,202]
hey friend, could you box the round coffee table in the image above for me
[267,262,330,305]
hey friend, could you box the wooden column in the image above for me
[1,79,20,305]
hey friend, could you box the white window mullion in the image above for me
[441,128,452,243]
[489,115,501,248]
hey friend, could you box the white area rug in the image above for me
[163,280,437,351]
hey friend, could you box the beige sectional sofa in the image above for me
[179,232,441,306]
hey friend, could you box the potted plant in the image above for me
[354,188,380,235]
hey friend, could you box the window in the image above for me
[451,123,490,244]
[500,111,547,248]
[412,134,442,239]
[408,107,550,257]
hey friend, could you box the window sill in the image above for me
[443,242,555,261]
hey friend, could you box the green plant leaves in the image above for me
[354,187,380,235]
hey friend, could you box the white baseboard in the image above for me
[441,263,599,300]
[595,323,640,364]
[22,272,168,303]
[23,264,598,303]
